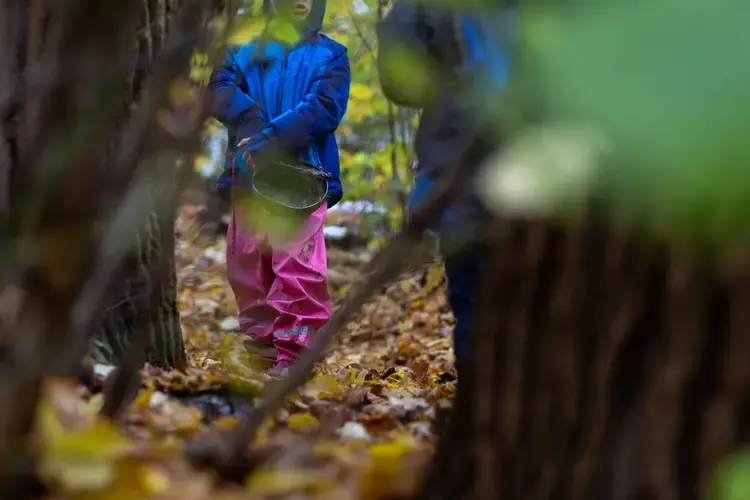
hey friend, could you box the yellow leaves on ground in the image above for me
[29,207,457,498]
[129,392,204,437]
[129,385,155,412]
[424,264,446,291]
[214,334,269,397]
[301,372,343,399]
[61,460,173,500]
[370,437,416,464]
[37,379,199,497]
[359,436,431,500]
[248,468,338,496]
[38,410,133,492]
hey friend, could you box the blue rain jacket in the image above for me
[208,0,350,207]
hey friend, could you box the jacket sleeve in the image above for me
[246,48,351,155]
[207,47,266,132]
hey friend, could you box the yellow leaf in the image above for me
[263,416,276,429]
[67,459,172,499]
[46,419,132,458]
[216,334,269,397]
[214,416,239,431]
[52,461,115,492]
[302,373,341,398]
[313,441,364,466]
[265,17,301,45]
[78,394,104,415]
[129,387,154,412]
[350,83,374,100]
[425,265,445,290]
[40,418,133,491]
[37,402,66,444]
[190,63,212,85]
[288,412,319,431]
[370,439,416,464]
[228,16,266,45]
[193,154,211,174]
[168,80,194,107]
[140,466,170,494]
[247,469,334,495]
[361,438,424,500]
[255,426,270,447]
[172,405,204,435]
[385,371,406,389]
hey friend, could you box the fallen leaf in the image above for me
[247,468,336,495]
[219,317,240,331]
[337,422,372,442]
[288,412,319,432]
[40,418,133,491]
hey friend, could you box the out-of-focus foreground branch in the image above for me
[0,0,228,492]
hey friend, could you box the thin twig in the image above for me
[348,10,377,63]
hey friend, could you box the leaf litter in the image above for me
[36,204,457,499]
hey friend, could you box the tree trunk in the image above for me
[420,213,750,500]
[91,0,187,369]
[1,0,188,369]
[0,0,216,492]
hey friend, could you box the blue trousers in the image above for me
[408,169,489,361]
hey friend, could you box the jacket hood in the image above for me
[262,0,326,38]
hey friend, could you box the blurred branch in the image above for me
[377,0,404,225]
[348,9,377,63]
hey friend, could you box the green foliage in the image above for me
[505,0,750,251]
[327,0,415,222]
[713,449,750,500]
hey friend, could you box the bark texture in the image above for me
[1,0,187,370]
[420,213,750,500]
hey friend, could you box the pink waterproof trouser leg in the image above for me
[226,203,331,363]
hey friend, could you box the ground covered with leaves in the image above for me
[37,204,456,499]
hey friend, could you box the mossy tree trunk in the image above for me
[93,0,187,369]
[0,0,220,491]
[1,0,188,370]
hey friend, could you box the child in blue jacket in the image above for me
[208,0,350,376]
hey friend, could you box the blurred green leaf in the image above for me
[713,449,750,500]
[521,0,750,249]
[228,14,266,45]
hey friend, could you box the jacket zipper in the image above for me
[276,51,288,117]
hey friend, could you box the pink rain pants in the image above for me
[226,203,331,363]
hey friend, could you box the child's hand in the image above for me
[237,137,255,168]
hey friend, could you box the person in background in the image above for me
[377,0,515,382]
[207,0,351,376]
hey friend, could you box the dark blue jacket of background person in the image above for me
[207,0,350,207]
[377,1,515,364]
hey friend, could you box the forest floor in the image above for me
[38,202,457,499]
